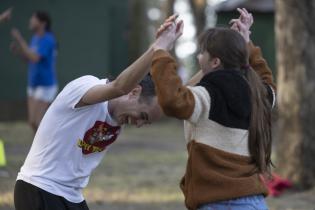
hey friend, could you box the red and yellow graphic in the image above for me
[77,121,120,154]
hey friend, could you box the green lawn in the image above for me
[0,121,314,210]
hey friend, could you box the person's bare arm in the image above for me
[10,41,29,62]
[0,8,12,23]
[77,15,181,107]
[76,47,155,107]
[11,28,40,63]
[185,70,203,86]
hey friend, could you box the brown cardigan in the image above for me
[151,42,275,210]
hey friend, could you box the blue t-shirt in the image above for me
[28,32,57,87]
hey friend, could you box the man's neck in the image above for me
[108,98,120,122]
[35,28,46,37]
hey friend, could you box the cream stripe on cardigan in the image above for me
[184,86,250,156]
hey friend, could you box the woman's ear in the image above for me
[128,85,142,99]
[210,57,222,69]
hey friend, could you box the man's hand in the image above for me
[229,8,253,43]
[155,14,178,38]
[153,14,184,51]
[10,42,20,54]
[10,28,40,63]
[11,28,24,42]
[0,7,12,23]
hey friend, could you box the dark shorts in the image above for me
[14,180,89,210]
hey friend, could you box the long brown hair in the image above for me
[199,28,272,175]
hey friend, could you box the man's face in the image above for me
[115,88,162,127]
[29,14,43,32]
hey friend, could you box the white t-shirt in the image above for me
[17,75,121,203]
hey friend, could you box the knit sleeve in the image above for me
[186,86,211,123]
[248,42,276,108]
[151,50,195,120]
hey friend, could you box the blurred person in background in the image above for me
[10,11,58,133]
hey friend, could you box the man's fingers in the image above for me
[175,20,184,39]
[165,14,178,23]
[165,14,175,22]
[156,22,174,38]
[163,16,177,26]
[164,22,175,34]
[176,20,183,33]
[162,22,173,30]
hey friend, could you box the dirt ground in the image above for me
[0,121,314,210]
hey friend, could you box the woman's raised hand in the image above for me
[229,8,253,43]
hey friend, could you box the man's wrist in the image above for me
[151,43,168,52]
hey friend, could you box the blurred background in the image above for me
[0,0,276,120]
[0,0,314,210]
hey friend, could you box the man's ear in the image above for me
[210,57,222,69]
[128,85,142,99]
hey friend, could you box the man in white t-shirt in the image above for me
[14,15,184,210]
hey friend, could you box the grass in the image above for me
[0,120,314,210]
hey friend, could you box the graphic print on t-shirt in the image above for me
[77,121,120,154]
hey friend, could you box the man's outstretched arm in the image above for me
[77,14,182,107]
[11,28,41,63]
[76,47,155,107]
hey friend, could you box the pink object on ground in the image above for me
[261,173,293,197]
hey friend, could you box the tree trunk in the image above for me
[165,0,175,16]
[275,0,315,189]
[189,0,207,36]
[128,0,150,62]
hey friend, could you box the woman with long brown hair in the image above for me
[151,9,275,210]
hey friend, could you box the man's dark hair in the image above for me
[139,74,156,103]
[34,11,52,31]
